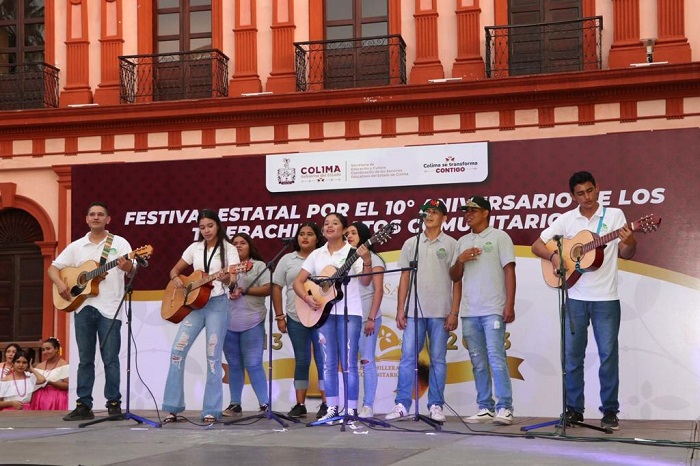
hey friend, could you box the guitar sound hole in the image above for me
[571,244,583,262]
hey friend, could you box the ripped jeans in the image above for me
[162,294,229,419]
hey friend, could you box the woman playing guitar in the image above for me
[162,209,239,424]
[292,212,372,424]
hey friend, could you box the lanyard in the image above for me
[203,242,220,273]
[596,207,607,234]
[575,207,606,274]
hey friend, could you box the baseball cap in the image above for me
[420,199,448,215]
[459,196,491,211]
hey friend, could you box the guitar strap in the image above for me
[100,233,115,266]
[576,207,606,274]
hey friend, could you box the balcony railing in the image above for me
[294,34,407,91]
[119,49,229,103]
[0,63,60,110]
[485,16,603,78]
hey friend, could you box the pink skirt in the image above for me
[29,385,68,410]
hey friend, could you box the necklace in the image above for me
[44,357,60,378]
[12,371,27,398]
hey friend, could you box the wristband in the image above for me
[367,316,376,322]
[549,251,558,261]
[449,311,459,317]
[275,315,285,321]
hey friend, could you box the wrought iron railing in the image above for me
[0,63,60,110]
[294,34,406,91]
[119,49,229,103]
[485,16,603,78]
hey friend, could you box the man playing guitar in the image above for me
[531,171,637,431]
[48,202,134,421]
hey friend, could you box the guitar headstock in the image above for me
[130,245,154,260]
[371,222,398,245]
[632,214,662,234]
[230,261,254,274]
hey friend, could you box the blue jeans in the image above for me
[74,305,122,408]
[359,316,382,408]
[462,315,513,411]
[162,294,228,419]
[565,298,621,414]
[318,314,362,408]
[395,317,448,410]
[223,321,269,406]
[287,318,325,391]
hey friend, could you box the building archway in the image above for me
[0,184,59,349]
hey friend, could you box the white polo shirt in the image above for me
[181,240,240,297]
[301,242,363,318]
[51,232,133,319]
[540,205,627,301]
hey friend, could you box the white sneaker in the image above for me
[384,403,408,421]
[317,405,339,425]
[494,408,513,426]
[359,406,374,418]
[463,408,495,424]
[429,404,446,422]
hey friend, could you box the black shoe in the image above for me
[288,403,307,418]
[564,409,583,426]
[63,403,95,421]
[259,404,268,413]
[316,402,328,419]
[106,401,125,420]
[601,411,620,430]
[222,404,242,417]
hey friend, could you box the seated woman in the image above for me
[1,343,21,378]
[0,350,47,410]
[30,338,69,410]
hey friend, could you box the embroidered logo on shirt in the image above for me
[436,248,448,259]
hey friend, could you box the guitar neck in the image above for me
[581,223,629,254]
[85,254,130,281]
[192,271,226,289]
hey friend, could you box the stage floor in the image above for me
[0,409,698,465]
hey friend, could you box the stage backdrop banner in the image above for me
[68,128,700,420]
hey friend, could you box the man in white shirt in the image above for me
[48,202,134,421]
[531,171,637,430]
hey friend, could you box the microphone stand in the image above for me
[405,216,441,430]
[81,257,161,428]
[224,241,299,428]
[307,272,391,431]
[520,237,611,434]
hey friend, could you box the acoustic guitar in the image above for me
[295,222,396,328]
[161,261,253,323]
[53,245,154,312]
[540,214,661,288]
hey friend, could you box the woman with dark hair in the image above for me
[0,350,46,410]
[162,209,240,424]
[346,221,385,419]
[222,233,271,416]
[293,212,371,423]
[30,338,69,410]
[272,222,328,419]
[1,343,21,378]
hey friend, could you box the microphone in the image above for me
[552,235,563,241]
[280,236,296,243]
[135,255,149,267]
[417,210,428,219]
